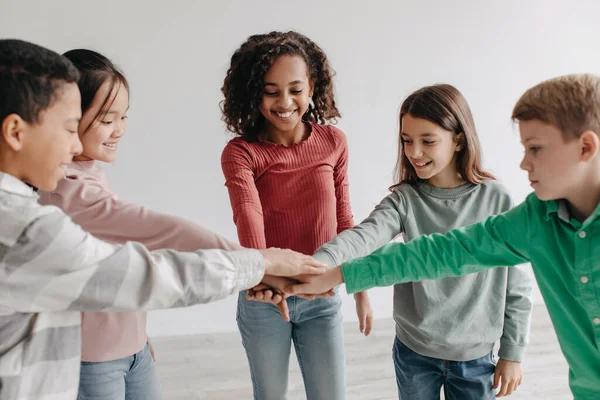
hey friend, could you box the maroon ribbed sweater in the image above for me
[221,122,354,255]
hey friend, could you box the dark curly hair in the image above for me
[221,31,340,141]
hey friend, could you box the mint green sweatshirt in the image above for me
[313,180,533,362]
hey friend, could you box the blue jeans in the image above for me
[77,342,163,400]
[393,337,496,400]
[237,292,346,400]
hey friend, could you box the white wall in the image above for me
[2,0,599,336]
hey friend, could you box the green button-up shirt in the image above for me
[341,193,600,399]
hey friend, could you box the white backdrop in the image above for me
[3,0,599,335]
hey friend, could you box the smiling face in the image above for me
[259,55,314,139]
[0,83,83,191]
[401,113,463,188]
[75,80,129,163]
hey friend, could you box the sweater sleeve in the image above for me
[313,191,405,268]
[221,140,267,249]
[341,198,533,293]
[0,209,264,313]
[331,127,354,233]
[45,177,241,252]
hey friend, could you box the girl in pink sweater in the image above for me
[220,31,373,400]
[38,49,239,400]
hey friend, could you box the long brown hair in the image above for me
[392,84,494,189]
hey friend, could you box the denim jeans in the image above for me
[393,337,496,400]
[237,292,346,400]
[77,342,163,400]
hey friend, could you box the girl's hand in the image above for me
[259,248,327,277]
[493,358,523,397]
[285,267,344,296]
[354,291,373,336]
[246,287,290,321]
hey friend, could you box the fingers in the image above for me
[298,263,327,276]
[364,313,373,336]
[495,375,506,397]
[277,299,290,322]
[271,292,283,303]
[260,248,328,277]
[302,255,329,270]
[493,369,500,389]
[246,287,289,321]
[358,310,373,336]
[247,289,283,304]
[295,293,317,300]
[252,283,270,291]
[511,380,519,394]
[495,376,515,397]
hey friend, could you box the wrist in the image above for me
[330,267,344,286]
[259,250,273,275]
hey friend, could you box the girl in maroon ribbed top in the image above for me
[220,31,372,400]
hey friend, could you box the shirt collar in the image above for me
[0,172,39,199]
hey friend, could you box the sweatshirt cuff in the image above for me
[340,258,373,294]
[312,249,338,268]
[498,341,526,362]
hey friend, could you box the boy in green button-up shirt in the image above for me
[287,73,600,400]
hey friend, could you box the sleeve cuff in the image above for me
[312,249,338,268]
[340,259,371,294]
[498,341,526,362]
[230,249,265,291]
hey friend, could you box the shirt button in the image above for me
[581,276,589,284]
[579,231,587,239]
[594,318,600,325]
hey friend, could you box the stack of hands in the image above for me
[254,249,374,335]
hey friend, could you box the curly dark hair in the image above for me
[221,31,341,141]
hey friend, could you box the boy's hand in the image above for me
[259,248,327,277]
[493,359,522,397]
[354,291,373,336]
[285,267,344,296]
[258,275,298,293]
[287,273,336,299]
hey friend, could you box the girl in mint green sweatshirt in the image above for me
[311,84,533,399]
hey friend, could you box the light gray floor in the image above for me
[153,304,570,399]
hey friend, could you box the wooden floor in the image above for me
[152,304,570,399]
